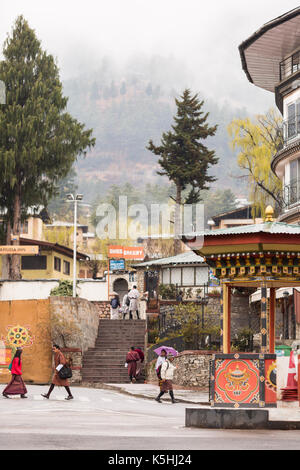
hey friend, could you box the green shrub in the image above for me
[50,280,74,297]
[158,284,176,299]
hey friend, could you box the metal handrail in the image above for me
[280,50,300,81]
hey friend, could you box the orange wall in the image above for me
[0,299,52,384]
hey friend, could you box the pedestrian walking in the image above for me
[155,354,177,403]
[2,348,28,399]
[125,346,140,383]
[121,290,131,320]
[41,344,73,400]
[110,294,121,319]
[155,349,167,392]
[128,285,140,319]
[134,347,144,378]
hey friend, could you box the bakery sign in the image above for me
[108,245,144,260]
[0,246,39,255]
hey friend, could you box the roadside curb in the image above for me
[81,382,210,406]
[185,408,300,430]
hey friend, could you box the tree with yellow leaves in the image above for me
[228,109,283,216]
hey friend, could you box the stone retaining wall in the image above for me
[61,348,82,384]
[147,350,213,390]
[50,297,100,384]
[92,301,111,319]
[50,297,99,353]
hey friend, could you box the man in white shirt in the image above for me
[155,354,177,403]
[128,285,140,320]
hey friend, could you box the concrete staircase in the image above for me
[81,319,146,384]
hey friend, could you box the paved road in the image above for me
[1,385,300,450]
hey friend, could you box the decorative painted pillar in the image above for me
[220,285,223,353]
[261,283,267,353]
[222,283,231,354]
[269,287,276,354]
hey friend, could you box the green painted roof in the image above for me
[133,250,205,268]
[187,221,300,237]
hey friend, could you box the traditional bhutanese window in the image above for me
[54,257,61,272]
[63,260,70,275]
[21,255,47,270]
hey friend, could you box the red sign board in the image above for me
[108,245,144,260]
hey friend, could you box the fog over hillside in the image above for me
[62,55,250,202]
[2,0,297,204]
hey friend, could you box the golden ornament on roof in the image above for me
[265,206,274,222]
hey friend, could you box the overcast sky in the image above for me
[1,1,299,112]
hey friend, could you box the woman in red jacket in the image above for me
[2,348,28,399]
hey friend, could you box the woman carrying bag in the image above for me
[41,344,73,400]
[2,348,28,399]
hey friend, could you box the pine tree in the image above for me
[0,16,95,278]
[147,89,218,253]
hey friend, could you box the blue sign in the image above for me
[109,258,125,271]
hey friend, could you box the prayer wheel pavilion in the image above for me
[182,206,300,408]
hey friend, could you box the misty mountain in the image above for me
[62,55,249,204]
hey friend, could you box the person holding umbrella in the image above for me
[155,348,167,393]
[2,348,28,399]
[155,353,177,404]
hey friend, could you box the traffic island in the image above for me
[185,408,300,430]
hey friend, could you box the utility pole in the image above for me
[67,194,83,297]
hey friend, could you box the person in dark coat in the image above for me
[2,348,27,399]
[134,347,144,378]
[41,344,73,400]
[125,346,140,383]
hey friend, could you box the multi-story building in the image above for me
[239,7,300,223]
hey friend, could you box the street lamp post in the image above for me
[67,194,83,297]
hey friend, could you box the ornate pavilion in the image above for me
[183,207,300,408]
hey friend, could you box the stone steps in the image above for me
[81,319,146,383]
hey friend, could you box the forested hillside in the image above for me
[62,56,249,204]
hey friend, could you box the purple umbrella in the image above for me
[154,346,179,357]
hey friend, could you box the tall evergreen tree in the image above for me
[0,16,95,278]
[147,89,218,253]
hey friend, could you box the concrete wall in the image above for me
[50,297,99,353]
[0,297,100,385]
[0,279,108,301]
[147,350,212,390]
[0,280,59,301]
[0,299,52,384]
[77,279,108,301]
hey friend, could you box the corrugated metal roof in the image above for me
[186,221,300,237]
[239,7,300,92]
[133,250,205,268]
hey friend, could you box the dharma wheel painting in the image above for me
[2,325,34,349]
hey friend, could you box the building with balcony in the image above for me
[239,7,300,223]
